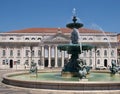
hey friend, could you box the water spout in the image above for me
[91,23,112,49]
[72,8,76,16]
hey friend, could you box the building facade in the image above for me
[0,28,119,69]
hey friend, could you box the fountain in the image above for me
[58,14,93,79]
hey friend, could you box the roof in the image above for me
[6,28,112,34]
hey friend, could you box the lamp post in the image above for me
[94,46,97,69]
[30,46,33,68]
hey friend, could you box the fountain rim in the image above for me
[2,71,120,90]
[2,71,120,84]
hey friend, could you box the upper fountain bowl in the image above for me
[66,16,83,29]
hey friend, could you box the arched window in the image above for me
[83,38,87,40]
[31,38,35,40]
[37,38,41,40]
[10,38,14,40]
[103,38,107,40]
[25,38,29,40]
[89,38,93,40]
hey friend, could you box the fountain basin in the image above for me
[2,70,120,90]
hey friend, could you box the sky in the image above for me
[0,0,120,33]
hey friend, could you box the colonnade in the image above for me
[40,45,68,68]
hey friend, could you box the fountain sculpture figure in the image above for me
[110,60,118,74]
[58,11,93,79]
[29,61,38,76]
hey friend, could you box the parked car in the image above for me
[95,66,107,70]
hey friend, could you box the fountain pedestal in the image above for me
[58,16,94,78]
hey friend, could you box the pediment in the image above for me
[51,36,68,41]
[43,33,70,43]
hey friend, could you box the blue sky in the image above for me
[0,0,120,33]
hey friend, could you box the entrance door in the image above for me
[58,59,61,67]
[10,60,13,68]
[51,59,55,67]
[45,59,48,67]
[104,59,107,67]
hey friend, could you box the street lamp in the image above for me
[94,46,97,69]
[30,46,33,66]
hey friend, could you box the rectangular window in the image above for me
[32,50,34,57]
[89,51,92,57]
[26,50,29,57]
[10,50,13,57]
[17,50,20,57]
[38,50,41,56]
[17,60,20,65]
[111,50,114,57]
[104,50,107,56]
[2,60,6,65]
[3,50,6,56]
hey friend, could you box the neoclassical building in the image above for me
[0,28,119,69]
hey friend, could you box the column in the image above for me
[61,51,64,67]
[108,47,110,67]
[55,45,58,67]
[41,46,45,68]
[48,45,51,67]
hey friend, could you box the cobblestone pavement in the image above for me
[0,69,120,94]
[0,69,46,94]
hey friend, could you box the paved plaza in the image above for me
[0,69,120,94]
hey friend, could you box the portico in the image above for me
[40,32,70,68]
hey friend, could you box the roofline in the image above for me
[0,27,117,35]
